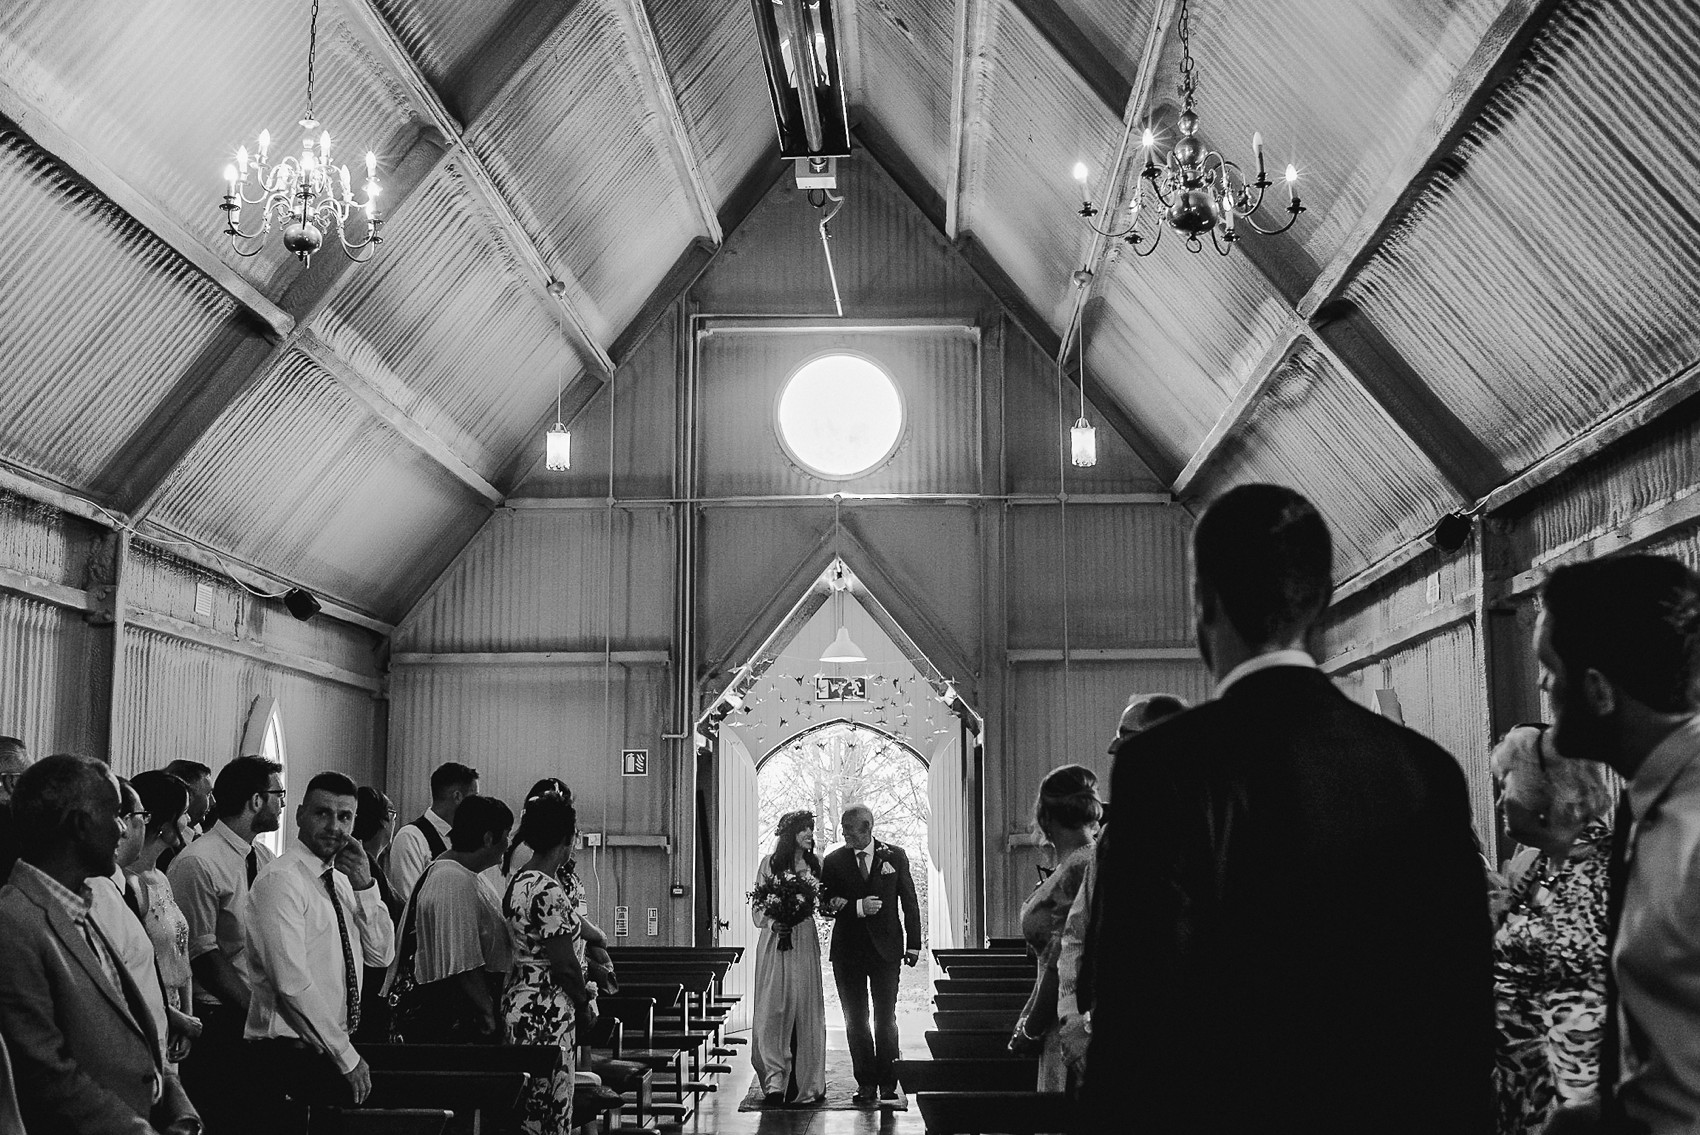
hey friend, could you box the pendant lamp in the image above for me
[821,624,867,664]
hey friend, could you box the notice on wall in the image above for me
[621,749,648,777]
[814,675,868,702]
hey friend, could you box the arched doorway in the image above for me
[755,721,931,1031]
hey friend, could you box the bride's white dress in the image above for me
[749,856,827,1100]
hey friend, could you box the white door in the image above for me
[927,732,966,949]
[716,728,761,1031]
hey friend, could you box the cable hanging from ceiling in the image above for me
[545,279,572,471]
[1070,0,1307,258]
[219,0,385,266]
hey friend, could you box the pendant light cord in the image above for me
[305,0,321,120]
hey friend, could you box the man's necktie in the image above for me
[323,870,361,1033]
[246,847,258,887]
[858,850,870,880]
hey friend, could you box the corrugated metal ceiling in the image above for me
[3,0,1697,614]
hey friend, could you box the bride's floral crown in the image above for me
[775,809,815,838]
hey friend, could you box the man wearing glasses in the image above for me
[167,756,285,1134]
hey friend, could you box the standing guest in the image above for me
[352,786,402,1044]
[386,796,515,1043]
[1057,693,1187,1081]
[1489,724,1614,1135]
[1010,765,1102,1092]
[0,736,30,882]
[0,754,200,1134]
[388,762,480,899]
[820,804,922,1106]
[92,777,174,1067]
[355,787,402,919]
[1079,484,1493,1135]
[245,772,396,1133]
[503,793,594,1135]
[157,761,213,874]
[130,770,204,1066]
[1536,556,1700,1135]
[167,755,285,1135]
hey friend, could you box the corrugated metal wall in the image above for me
[696,327,981,497]
[387,660,677,942]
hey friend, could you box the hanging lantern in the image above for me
[1071,418,1098,467]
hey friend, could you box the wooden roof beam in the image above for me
[607,0,723,245]
[1169,0,1565,498]
[122,132,459,522]
[944,0,991,240]
[1296,0,1569,318]
[343,0,615,375]
[0,75,293,341]
[852,127,1178,483]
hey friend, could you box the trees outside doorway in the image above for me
[758,720,933,1018]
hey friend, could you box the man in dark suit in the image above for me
[821,803,921,1105]
[0,753,200,1135]
[1078,483,1494,1135]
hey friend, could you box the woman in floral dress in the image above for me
[1489,723,1615,1135]
[502,792,595,1135]
[127,770,201,1066]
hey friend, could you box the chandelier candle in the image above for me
[218,0,384,266]
[1069,0,1308,259]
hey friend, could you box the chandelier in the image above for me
[1072,0,1305,257]
[219,0,383,267]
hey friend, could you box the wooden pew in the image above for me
[308,1110,453,1135]
[598,994,701,1125]
[934,1008,1019,1032]
[934,992,1028,1013]
[934,978,1030,997]
[987,937,1026,951]
[914,1090,1073,1134]
[925,1030,1014,1059]
[935,961,1032,981]
[363,1071,525,1135]
[893,1058,1037,1093]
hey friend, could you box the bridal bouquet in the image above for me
[747,871,819,951]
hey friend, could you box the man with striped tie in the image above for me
[245,772,395,1134]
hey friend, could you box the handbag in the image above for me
[388,865,500,1044]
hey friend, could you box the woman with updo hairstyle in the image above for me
[1488,723,1614,1135]
[749,810,827,1106]
[126,770,201,1062]
[1011,764,1102,1091]
[501,792,594,1134]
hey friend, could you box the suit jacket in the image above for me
[0,862,199,1135]
[820,840,921,965]
[1081,666,1494,1135]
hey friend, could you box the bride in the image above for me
[750,810,827,1106]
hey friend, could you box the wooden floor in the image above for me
[690,1015,932,1134]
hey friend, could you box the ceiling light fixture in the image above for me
[545,280,572,471]
[220,0,383,266]
[751,0,851,189]
[820,501,867,664]
[1072,0,1305,258]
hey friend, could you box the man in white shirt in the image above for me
[385,762,479,900]
[166,755,283,1134]
[1537,555,1700,1135]
[384,795,514,1042]
[246,771,395,1130]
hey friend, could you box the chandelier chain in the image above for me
[1177,0,1195,112]
[305,0,321,120]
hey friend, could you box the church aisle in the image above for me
[695,1014,933,1134]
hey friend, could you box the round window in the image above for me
[776,353,905,478]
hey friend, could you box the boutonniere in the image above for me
[880,861,896,876]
